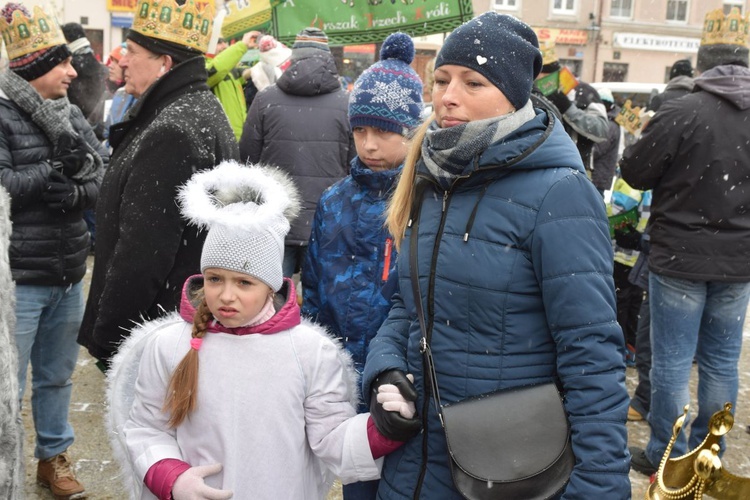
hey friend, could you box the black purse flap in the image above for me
[442,382,570,482]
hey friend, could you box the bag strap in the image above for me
[408,204,445,424]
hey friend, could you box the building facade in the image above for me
[475,0,747,83]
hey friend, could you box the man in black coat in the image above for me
[0,3,108,496]
[77,1,239,369]
[621,13,750,476]
[648,59,694,112]
[239,27,354,279]
[62,22,108,139]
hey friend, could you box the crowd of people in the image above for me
[0,1,748,499]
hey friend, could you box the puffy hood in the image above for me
[277,54,341,97]
[664,74,695,93]
[694,65,750,110]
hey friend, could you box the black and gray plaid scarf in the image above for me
[0,69,102,183]
[422,101,536,188]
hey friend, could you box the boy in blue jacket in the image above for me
[301,32,423,500]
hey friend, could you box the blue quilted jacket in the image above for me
[363,109,631,499]
[302,158,400,380]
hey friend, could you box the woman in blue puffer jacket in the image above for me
[362,12,631,499]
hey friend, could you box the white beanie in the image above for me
[178,161,301,292]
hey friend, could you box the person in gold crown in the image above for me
[77,0,239,370]
[621,7,750,477]
[0,2,109,498]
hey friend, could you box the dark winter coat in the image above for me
[362,109,630,499]
[648,75,694,111]
[592,105,621,192]
[78,56,239,365]
[239,53,354,246]
[68,50,108,138]
[620,65,750,282]
[0,94,107,285]
[301,158,400,375]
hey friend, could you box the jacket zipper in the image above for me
[381,237,393,282]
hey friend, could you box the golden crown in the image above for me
[646,403,750,499]
[131,0,215,53]
[539,40,558,66]
[701,7,749,46]
[0,5,66,61]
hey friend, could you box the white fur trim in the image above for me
[178,160,301,232]
[106,313,184,499]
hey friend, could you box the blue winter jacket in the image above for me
[362,108,631,499]
[302,158,400,380]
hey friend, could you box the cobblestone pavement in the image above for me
[22,259,750,498]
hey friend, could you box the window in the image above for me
[611,0,632,18]
[552,0,576,15]
[723,1,743,15]
[666,0,688,22]
[603,62,628,82]
[493,0,518,10]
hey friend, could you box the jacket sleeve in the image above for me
[361,280,411,397]
[0,124,53,211]
[563,101,609,143]
[205,43,248,89]
[239,92,264,163]
[92,122,201,352]
[532,172,631,498]
[620,102,687,191]
[301,200,325,321]
[300,333,381,483]
[76,108,108,210]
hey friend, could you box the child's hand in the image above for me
[376,373,416,419]
[172,463,233,500]
[370,369,421,441]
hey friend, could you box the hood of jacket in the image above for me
[179,275,301,335]
[418,108,583,188]
[694,65,750,110]
[277,54,342,97]
[664,75,695,93]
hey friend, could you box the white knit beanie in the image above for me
[178,161,301,292]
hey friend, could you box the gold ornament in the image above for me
[131,0,215,54]
[700,7,749,47]
[0,6,66,61]
[646,403,750,500]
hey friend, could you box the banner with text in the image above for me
[272,0,473,46]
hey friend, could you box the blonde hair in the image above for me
[163,295,213,428]
[387,115,434,251]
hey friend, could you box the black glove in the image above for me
[614,226,642,250]
[369,369,421,441]
[547,90,572,114]
[42,170,80,210]
[52,132,93,178]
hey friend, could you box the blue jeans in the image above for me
[645,273,750,466]
[282,244,307,278]
[15,282,84,459]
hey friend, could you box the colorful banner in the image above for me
[107,0,139,13]
[272,0,473,46]
[221,0,284,40]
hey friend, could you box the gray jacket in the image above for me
[239,53,354,246]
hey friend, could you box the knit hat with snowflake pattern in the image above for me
[348,32,424,136]
[178,161,301,292]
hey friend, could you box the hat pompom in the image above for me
[1,2,29,23]
[380,32,414,65]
